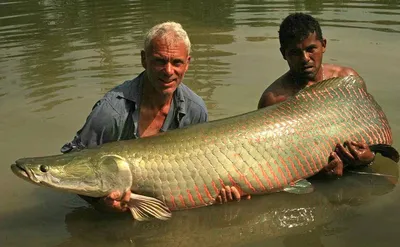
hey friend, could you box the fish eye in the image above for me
[40,165,49,173]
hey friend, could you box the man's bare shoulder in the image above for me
[325,64,359,78]
[258,73,292,109]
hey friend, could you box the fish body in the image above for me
[11,76,399,220]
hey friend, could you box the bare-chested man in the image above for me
[258,13,375,177]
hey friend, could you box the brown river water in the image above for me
[1,0,400,246]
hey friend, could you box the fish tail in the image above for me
[370,144,400,163]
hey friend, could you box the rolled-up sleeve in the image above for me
[60,99,120,153]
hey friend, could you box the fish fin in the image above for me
[283,179,314,194]
[370,144,400,163]
[127,193,171,221]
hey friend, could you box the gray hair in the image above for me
[144,21,191,55]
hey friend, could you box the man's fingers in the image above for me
[324,152,343,176]
[346,141,365,160]
[108,191,122,200]
[231,186,241,202]
[331,152,344,176]
[122,190,131,203]
[225,186,233,201]
[220,188,227,203]
[350,140,368,149]
[336,143,354,164]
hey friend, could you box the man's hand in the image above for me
[322,151,344,176]
[215,186,251,204]
[335,141,375,167]
[321,140,375,177]
[94,190,131,213]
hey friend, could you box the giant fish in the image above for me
[11,76,399,221]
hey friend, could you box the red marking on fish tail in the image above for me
[351,87,359,99]
[265,161,282,188]
[258,163,274,190]
[287,156,301,180]
[274,160,289,185]
[194,186,206,205]
[377,111,391,143]
[358,106,381,143]
[186,190,196,207]
[358,88,365,99]
[227,174,237,186]
[203,184,214,200]
[319,90,328,100]
[211,181,219,194]
[324,109,342,144]
[294,145,314,174]
[334,106,359,141]
[303,143,320,172]
[305,91,315,101]
[249,167,266,191]
[278,156,294,181]
[312,90,322,101]
[348,104,371,143]
[301,93,308,102]
[316,139,332,167]
[332,88,341,98]
[345,86,352,97]
[169,193,177,210]
[326,88,334,99]
[178,194,187,208]
[294,155,308,176]
[304,114,328,170]
[227,174,246,195]
[330,106,367,144]
[218,178,226,188]
[235,168,256,192]
[339,87,347,98]
[374,110,389,143]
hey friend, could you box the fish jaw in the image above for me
[11,163,41,185]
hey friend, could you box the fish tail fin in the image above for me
[370,144,400,163]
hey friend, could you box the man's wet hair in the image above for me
[279,13,323,51]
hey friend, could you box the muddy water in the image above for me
[1,1,400,246]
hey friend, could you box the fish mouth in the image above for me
[10,163,40,184]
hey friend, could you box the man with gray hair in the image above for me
[61,22,208,212]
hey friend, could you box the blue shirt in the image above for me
[61,72,208,153]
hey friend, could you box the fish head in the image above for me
[10,152,133,198]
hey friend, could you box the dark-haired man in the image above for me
[258,13,375,176]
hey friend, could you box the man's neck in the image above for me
[142,77,173,111]
[290,64,325,87]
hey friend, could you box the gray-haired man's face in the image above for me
[141,36,191,96]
